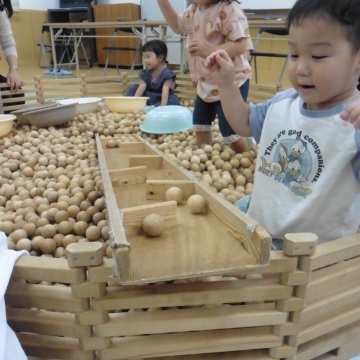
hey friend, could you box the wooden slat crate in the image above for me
[7,232,360,359]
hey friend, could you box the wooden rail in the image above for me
[1,72,282,114]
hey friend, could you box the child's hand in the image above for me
[190,73,198,84]
[204,49,236,88]
[340,102,360,128]
[188,39,211,59]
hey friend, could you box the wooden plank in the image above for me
[146,180,195,201]
[294,302,360,346]
[95,134,130,282]
[122,201,178,226]
[296,257,360,302]
[128,154,163,168]
[292,319,360,360]
[109,166,148,186]
[335,337,360,358]
[98,327,282,359]
[299,234,360,271]
[294,284,360,324]
[6,282,89,313]
[12,256,85,284]
[149,350,271,360]
[7,308,91,338]
[86,252,298,284]
[94,303,286,337]
[92,278,292,311]
[17,332,94,360]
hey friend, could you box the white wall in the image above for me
[19,0,58,10]
[241,0,296,10]
[18,0,140,9]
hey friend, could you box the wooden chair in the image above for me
[250,27,289,84]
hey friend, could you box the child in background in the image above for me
[125,39,180,107]
[205,0,360,244]
[157,0,253,153]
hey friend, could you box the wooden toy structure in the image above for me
[0,72,282,114]
[3,74,360,359]
[6,135,360,360]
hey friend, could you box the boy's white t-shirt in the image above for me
[248,89,360,243]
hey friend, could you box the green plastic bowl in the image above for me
[140,105,192,134]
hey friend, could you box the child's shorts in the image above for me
[192,80,250,143]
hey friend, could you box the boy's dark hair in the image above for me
[142,40,168,62]
[287,0,360,53]
[0,0,13,18]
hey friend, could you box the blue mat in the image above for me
[44,68,73,76]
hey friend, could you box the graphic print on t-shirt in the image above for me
[257,130,325,199]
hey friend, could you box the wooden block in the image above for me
[276,297,305,312]
[76,310,109,326]
[71,281,107,298]
[79,336,111,351]
[280,271,311,286]
[283,233,318,256]
[272,322,301,336]
[66,242,104,268]
[269,345,297,358]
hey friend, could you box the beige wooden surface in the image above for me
[97,135,271,284]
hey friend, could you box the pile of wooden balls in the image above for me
[0,102,256,258]
[142,130,256,205]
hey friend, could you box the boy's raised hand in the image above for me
[204,49,236,88]
[340,102,360,128]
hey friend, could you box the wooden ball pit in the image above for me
[1,73,360,360]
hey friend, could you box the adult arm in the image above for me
[0,11,22,91]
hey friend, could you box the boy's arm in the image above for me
[340,102,360,128]
[134,80,146,97]
[205,49,252,137]
[157,0,182,34]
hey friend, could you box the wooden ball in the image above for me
[165,187,184,204]
[142,214,165,237]
[187,194,206,214]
